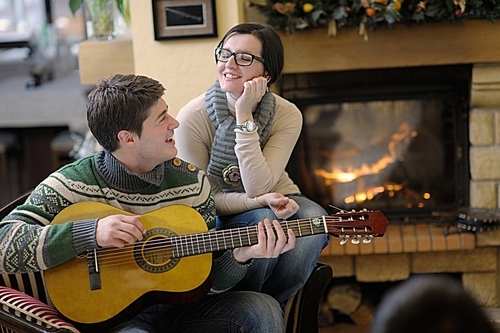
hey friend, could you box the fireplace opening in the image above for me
[280,65,471,223]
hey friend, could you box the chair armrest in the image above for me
[0,286,79,333]
[285,262,333,333]
[0,305,71,333]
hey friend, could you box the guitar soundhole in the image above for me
[133,227,179,273]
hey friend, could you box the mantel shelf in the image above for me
[279,19,500,74]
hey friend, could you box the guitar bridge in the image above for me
[87,249,102,290]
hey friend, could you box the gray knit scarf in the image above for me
[205,80,276,192]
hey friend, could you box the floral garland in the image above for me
[253,0,500,39]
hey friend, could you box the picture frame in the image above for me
[152,0,217,40]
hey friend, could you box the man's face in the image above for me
[135,98,179,168]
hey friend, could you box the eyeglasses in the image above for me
[214,47,265,67]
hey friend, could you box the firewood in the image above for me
[318,299,336,327]
[327,283,362,315]
[349,300,374,326]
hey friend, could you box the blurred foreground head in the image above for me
[372,275,496,333]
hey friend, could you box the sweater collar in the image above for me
[94,150,165,193]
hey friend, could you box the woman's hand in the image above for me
[235,76,268,122]
[258,192,300,219]
[95,214,146,248]
[232,218,296,263]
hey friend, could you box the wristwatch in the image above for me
[235,120,257,132]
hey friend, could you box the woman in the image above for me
[175,22,330,306]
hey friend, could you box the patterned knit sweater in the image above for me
[0,150,249,297]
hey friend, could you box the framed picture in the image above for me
[152,0,217,40]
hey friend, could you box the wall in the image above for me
[128,1,244,117]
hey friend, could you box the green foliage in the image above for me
[257,0,500,36]
[69,0,83,15]
[68,0,127,19]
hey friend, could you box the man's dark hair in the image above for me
[372,275,496,333]
[86,74,165,152]
[216,22,284,86]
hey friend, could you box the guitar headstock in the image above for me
[326,209,389,245]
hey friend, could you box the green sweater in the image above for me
[0,150,248,300]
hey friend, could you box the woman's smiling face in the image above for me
[217,33,267,99]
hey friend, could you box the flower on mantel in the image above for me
[253,0,500,40]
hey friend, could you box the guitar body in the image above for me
[44,202,212,326]
[43,202,389,329]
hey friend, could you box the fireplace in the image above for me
[280,65,472,223]
[255,19,500,314]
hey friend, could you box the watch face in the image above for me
[245,121,256,131]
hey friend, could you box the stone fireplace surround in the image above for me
[273,19,500,309]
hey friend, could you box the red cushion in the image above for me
[0,286,80,332]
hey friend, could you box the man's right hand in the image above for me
[95,215,146,248]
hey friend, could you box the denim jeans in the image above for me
[106,291,284,333]
[216,194,331,305]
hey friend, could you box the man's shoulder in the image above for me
[53,154,95,174]
[165,157,205,177]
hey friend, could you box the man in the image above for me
[0,74,295,332]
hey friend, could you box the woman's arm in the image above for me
[236,96,302,197]
[175,94,213,172]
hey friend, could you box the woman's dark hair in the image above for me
[216,22,284,85]
[86,74,165,152]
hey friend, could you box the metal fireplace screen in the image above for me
[285,83,470,223]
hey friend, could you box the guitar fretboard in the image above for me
[170,217,327,258]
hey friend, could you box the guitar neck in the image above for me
[170,217,327,258]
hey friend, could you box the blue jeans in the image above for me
[216,194,330,305]
[107,291,284,333]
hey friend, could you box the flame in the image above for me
[314,122,412,183]
[314,121,421,205]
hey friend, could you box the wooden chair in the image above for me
[0,191,77,333]
[285,262,333,333]
[0,192,332,333]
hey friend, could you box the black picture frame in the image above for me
[152,0,217,40]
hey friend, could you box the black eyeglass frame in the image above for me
[214,47,265,66]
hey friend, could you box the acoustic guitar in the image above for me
[44,202,388,329]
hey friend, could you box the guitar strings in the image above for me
[75,215,367,269]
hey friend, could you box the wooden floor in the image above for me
[319,324,369,333]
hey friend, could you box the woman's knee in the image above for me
[217,208,276,229]
[290,196,328,218]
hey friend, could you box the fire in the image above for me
[314,121,420,205]
[315,122,413,183]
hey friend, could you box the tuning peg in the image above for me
[351,236,360,244]
[363,235,373,244]
[340,235,349,245]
